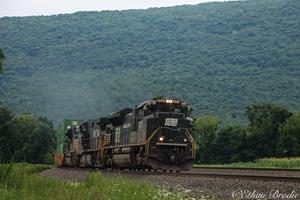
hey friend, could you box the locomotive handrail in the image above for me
[145,128,160,156]
[186,129,197,158]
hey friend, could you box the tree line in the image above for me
[0,106,55,164]
[0,102,299,164]
[193,103,300,164]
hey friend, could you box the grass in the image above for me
[0,163,214,200]
[194,157,300,169]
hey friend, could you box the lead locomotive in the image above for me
[56,97,196,171]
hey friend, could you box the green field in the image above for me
[194,157,300,169]
[0,163,209,200]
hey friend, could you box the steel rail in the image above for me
[59,167,300,182]
[192,166,300,172]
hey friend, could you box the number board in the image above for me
[165,118,178,127]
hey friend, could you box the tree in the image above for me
[193,116,219,163]
[0,106,14,161]
[27,122,55,163]
[6,114,39,162]
[0,49,4,74]
[246,103,292,158]
[277,113,300,157]
[0,111,56,163]
[214,125,249,163]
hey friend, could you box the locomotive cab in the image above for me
[136,98,196,171]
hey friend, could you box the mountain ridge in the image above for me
[0,0,299,124]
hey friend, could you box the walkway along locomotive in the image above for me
[55,97,196,171]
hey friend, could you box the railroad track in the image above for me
[60,167,300,182]
[183,172,300,182]
[189,167,300,181]
[105,170,300,182]
[192,166,300,172]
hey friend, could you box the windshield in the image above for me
[147,103,189,114]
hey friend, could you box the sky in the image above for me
[1,0,229,17]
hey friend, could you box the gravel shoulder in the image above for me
[39,168,300,200]
[39,168,90,182]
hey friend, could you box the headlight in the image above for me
[184,138,187,142]
[166,99,173,103]
[159,136,164,142]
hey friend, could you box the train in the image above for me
[55,97,196,171]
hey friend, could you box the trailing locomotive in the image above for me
[55,97,196,171]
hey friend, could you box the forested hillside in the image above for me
[0,0,299,124]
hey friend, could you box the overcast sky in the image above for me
[1,0,230,17]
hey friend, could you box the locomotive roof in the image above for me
[136,98,187,108]
[108,107,132,119]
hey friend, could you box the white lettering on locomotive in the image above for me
[165,118,178,126]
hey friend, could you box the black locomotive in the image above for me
[59,97,196,171]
